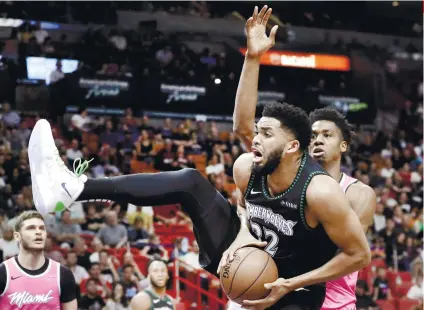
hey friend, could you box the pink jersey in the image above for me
[321,173,359,310]
[0,257,61,310]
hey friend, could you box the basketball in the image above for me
[219,247,278,304]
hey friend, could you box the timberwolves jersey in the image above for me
[245,153,338,281]
[145,289,174,310]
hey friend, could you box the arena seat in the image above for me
[396,298,421,310]
[375,299,396,310]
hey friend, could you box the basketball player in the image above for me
[0,210,77,309]
[130,259,174,310]
[231,5,376,309]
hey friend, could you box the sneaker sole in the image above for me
[28,119,60,214]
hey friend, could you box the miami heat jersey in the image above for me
[245,153,338,282]
[321,173,359,310]
[0,257,61,310]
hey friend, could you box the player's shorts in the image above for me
[190,190,240,277]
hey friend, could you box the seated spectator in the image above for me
[98,249,119,284]
[70,107,93,136]
[407,272,423,300]
[66,139,83,164]
[1,102,20,128]
[117,252,145,282]
[66,250,89,286]
[0,226,19,260]
[180,240,201,271]
[373,267,392,301]
[127,205,153,233]
[104,282,129,310]
[128,217,149,246]
[120,264,142,303]
[73,237,92,270]
[79,278,106,310]
[44,236,65,264]
[56,210,82,247]
[371,237,386,260]
[140,234,169,261]
[89,238,105,264]
[95,210,128,249]
[80,263,111,298]
[81,203,103,234]
[206,153,224,176]
[356,280,377,310]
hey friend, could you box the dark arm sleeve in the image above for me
[60,265,77,303]
[0,263,6,295]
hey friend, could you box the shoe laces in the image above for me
[73,158,94,177]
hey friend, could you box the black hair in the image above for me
[262,102,311,151]
[309,107,355,145]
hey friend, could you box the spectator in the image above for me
[73,237,92,270]
[56,209,82,247]
[49,60,64,84]
[117,252,145,282]
[373,267,392,301]
[66,250,89,286]
[356,280,377,310]
[156,46,173,66]
[407,269,423,300]
[81,203,103,234]
[70,107,93,136]
[373,203,386,232]
[98,249,119,284]
[127,205,153,233]
[140,234,169,261]
[80,263,111,298]
[66,139,83,164]
[0,102,20,128]
[128,217,149,246]
[44,236,65,264]
[79,278,106,310]
[95,210,128,249]
[104,282,129,310]
[120,264,141,303]
[0,226,19,260]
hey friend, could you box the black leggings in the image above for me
[78,168,240,273]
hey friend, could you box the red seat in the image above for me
[393,282,413,298]
[397,298,421,310]
[375,299,396,310]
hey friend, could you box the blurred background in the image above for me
[0,1,422,310]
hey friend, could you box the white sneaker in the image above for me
[28,119,88,215]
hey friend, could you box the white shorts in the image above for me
[227,300,246,310]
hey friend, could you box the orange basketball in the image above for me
[219,247,278,304]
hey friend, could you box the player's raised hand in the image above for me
[245,5,278,59]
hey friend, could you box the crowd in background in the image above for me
[0,2,422,310]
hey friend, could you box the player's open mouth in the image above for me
[313,148,325,157]
[34,238,43,243]
[252,148,263,163]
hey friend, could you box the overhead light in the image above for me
[214,78,221,85]
[392,1,399,7]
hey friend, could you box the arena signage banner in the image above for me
[159,83,207,104]
[239,48,351,72]
[79,78,130,99]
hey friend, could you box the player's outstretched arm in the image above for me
[233,5,278,151]
[289,175,371,288]
[130,291,151,310]
[217,153,267,274]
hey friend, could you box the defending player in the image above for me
[130,259,174,310]
[0,211,77,310]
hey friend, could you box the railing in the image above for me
[171,257,228,310]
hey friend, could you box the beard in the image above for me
[21,238,45,253]
[251,148,282,175]
[151,279,167,289]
